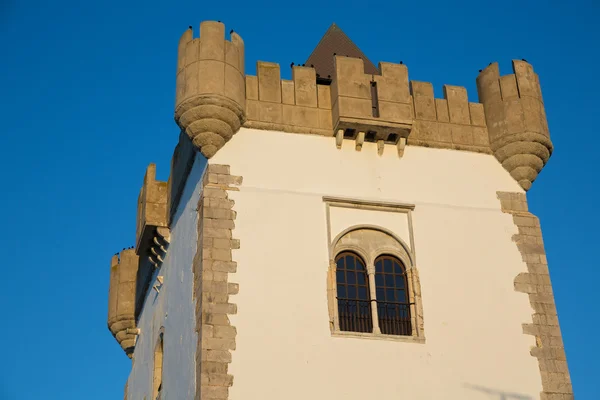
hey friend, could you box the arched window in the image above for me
[375,255,412,335]
[335,252,372,333]
[153,333,164,399]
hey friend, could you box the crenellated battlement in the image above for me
[168,20,554,187]
[409,80,490,153]
[244,63,333,136]
[244,55,491,154]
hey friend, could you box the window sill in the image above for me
[331,330,426,344]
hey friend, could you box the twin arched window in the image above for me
[335,252,412,336]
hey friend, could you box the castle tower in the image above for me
[107,21,573,400]
[477,61,552,190]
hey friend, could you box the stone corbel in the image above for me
[148,227,171,269]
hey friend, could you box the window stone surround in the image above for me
[324,197,425,343]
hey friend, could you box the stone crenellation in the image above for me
[173,21,552,191]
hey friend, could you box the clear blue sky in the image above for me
[0,0,597,398]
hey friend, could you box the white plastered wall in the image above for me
[126,153,206,400]
[211,127,543,400]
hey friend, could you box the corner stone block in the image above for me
[257,62,282,103]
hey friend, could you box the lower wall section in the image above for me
[126,153,206,400]
[498,192,573,399]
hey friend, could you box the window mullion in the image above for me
[368,270,381,334]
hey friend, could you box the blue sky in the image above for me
[0,0,597,398]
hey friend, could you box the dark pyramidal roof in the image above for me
[306,23,379,81]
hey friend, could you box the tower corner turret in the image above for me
[476,60,552,190]
[174,21,246,158]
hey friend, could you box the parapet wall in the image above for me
[172,21,554,189]
[409,81,490,153]
[244,57,491,154]
[245,63,333,136]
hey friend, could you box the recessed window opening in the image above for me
[335,252,373,333]
[375,255,412,336]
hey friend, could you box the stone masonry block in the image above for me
[203,292,230,304]
[207,198,235,209]
[204,218,235,230]
[227,283,239,295]
[205,303,237,315]
[204,313,231,326]
[204,338,236,351]
[206,260,237,272]
[204,187,228,199]
[317,85,331,109]
[443,85,470,124]
[201,386,229,399]
[257,62,282,103]
[207,164,230,175]
[293,66,317,107]
[281,80,295,105]
[214,325,237,339]
[207,248,232,262]
[201,373,234,387]
[201,361,229,375]
[203,227,233,239]
[203,349,232,363]
[245,76,258,100]
[435,99,449,122]
[202,325,214,338]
